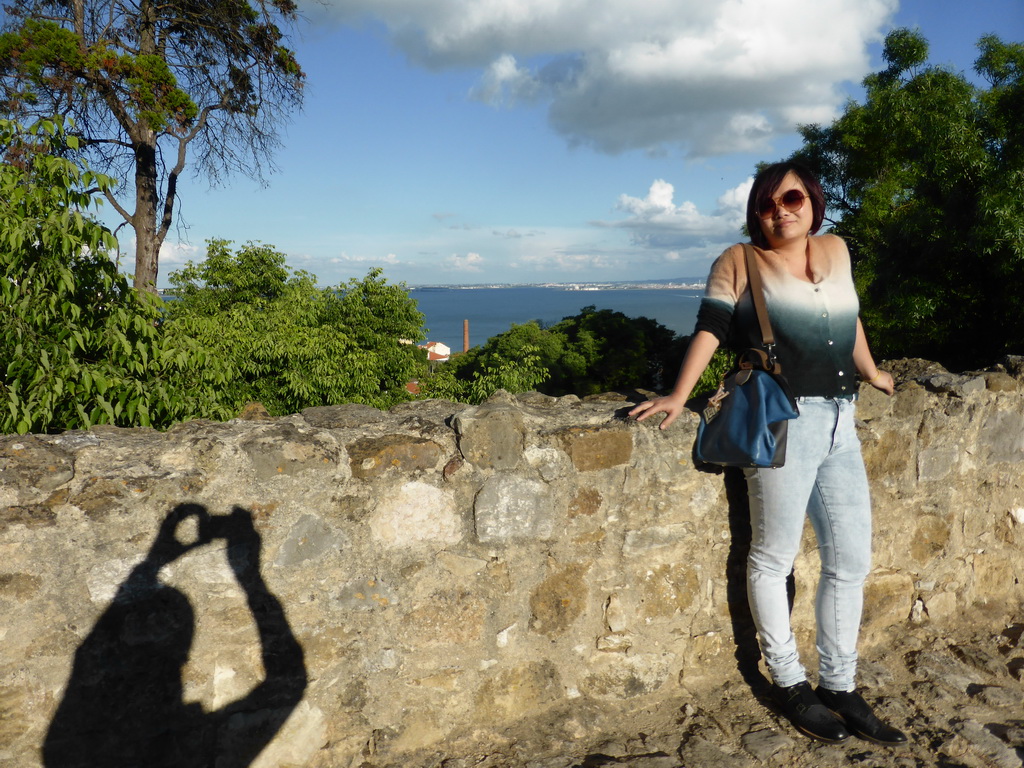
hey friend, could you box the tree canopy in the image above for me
[423,306,695,402]
[0,0,304,292]
[0,117,233,433]
[165,248,426,414]
[789,29,1024,369]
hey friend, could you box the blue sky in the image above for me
[146,0,1023,288]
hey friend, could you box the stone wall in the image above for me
[1,360,1023,768]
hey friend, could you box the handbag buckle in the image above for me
[703,381,729,423]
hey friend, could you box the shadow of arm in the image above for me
[213,507,308,766]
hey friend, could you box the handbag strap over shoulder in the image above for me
[741,243,780,370]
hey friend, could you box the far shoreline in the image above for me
[156,281,707,298]
[410,281,706,291]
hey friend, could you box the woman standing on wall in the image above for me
[630,162,907,746]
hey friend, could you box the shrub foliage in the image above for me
[0,117,233,433]
[165,245,426,415]
[790,30,1024,368]
[421,306,699,402]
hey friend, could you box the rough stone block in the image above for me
[275,514,347,567]
[0,572,42,602]
[301,403,387,429]
[922,373,987,397]
[622,524,694,561]
[347,434,443,479]
[637,562,699,620]
[0,435,75,495]
[336,577,399,611]
[556,427,633,471]
[972,552,1018,601]
[454,402,526,470]
[918,446,959,482]
[67,476,148,519]
[856,383,893,421]
[568,487,602,518]
[240,423,339,479]
[980,408,1024,463]
[581,653,672,699]
[369,481,461,547]
[249,701,326,768]
[741,728,794,762]
[861,429,915,483]
[529,562,590,637]
[681,735,755,768]
[474,474,554,542]
[924,590,959,620]
[861,570,915,638]
[984,372,1020,392]
[909,514,952,566]
[475,662,562,720]
[890,381,929,420]
[0,503,58,530]
[436,552,489,577]
[402,590,488,646]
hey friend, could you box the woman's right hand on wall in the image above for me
[629,394,693,430]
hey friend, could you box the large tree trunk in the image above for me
[133,132,160,294]
[3,0,304,295]
[131,0,160,294]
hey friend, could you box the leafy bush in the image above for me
[692,348,738,398]
[791,30,1024,368]
[419,344,549,404]
[165,246,426,414]
[424,306,690,400]
[0,117,233,434]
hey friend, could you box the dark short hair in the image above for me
[746,161,825,249]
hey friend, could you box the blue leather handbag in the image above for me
[694,361,798,468]
[694,245,799,468]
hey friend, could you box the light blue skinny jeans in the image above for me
[743,396,871,692]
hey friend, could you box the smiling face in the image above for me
[757,172,813,249]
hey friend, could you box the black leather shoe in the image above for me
[772,681,851,743]
[816,687,908,746]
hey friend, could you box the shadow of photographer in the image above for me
[44,504,307,768]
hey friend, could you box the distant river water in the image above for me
[410,286,703,350]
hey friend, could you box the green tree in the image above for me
[790,29,1024,368]
[166,246,426,414]
[426,306,689,400]
[431,321,563,398]
[546,306,687,395]
[0,117,233,433]
[419,344,550,405]
[0,0,304,292]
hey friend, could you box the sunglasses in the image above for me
[757,189,807,218]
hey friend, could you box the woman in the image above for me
[630,162,906,746]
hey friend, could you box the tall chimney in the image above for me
[463,319,470,353]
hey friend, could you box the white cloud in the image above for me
[442,252,485,272]
[310,0,897,156]
[331,252,406,265]
[492,228,541,239]
[157,240,203,268]
[149,241,200,268]
[471,53,540,105]
[515,250,620,273]
[599,176,751,250]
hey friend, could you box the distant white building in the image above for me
[421,341,451,362]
